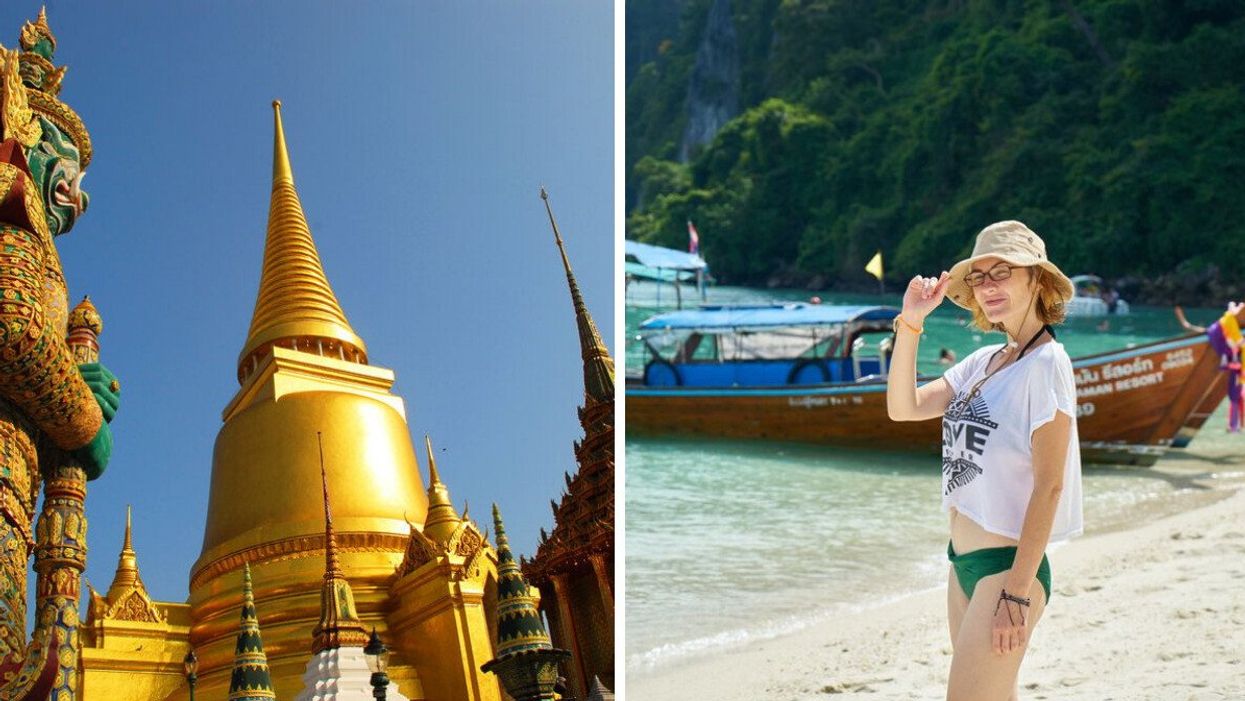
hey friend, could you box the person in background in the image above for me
[1176,303,1245,432]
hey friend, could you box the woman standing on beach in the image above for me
[886,221,1083,700]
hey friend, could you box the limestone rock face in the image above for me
[679,0,740,161]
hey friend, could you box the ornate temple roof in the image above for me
[393,440,492,582]
[229,564,277,700]
[237,101,367,381]
[524,191,615,584]
[491,504,555,659]
[88,506,166,625]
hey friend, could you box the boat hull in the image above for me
[1170,371,1228,447]
[627,334,1220,466]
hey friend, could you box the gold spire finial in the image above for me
[98,506,167,624]
[106,505,141,601]
[421,434,461,544]
[311,432,369,653]
[539,188,615,406]
[124,504,133,551]
[271,100,293,185]
[424,434,442,486]
[237,102,367,381]
[317,433,341,579]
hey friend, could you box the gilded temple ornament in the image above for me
[18,8,56,56]
[0,47,40,148]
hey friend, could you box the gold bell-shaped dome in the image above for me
[186,102,428,701]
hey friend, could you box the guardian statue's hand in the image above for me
[78,362,119,422]
[73,362,119,479]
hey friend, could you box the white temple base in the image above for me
[293,646,410,701]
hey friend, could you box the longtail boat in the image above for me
[625,304,1223,466]
[1171,360,1229,447]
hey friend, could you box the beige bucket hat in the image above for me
[945,220,1075,310]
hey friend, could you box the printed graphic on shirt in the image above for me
[942,391,997,495]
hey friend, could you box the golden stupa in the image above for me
[77,103,503,701]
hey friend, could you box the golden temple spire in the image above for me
[422,435,462,545]
[237,101,367,382]
[106,505,140,600]
[426,434,443,486]
[539,188,614,406]
[318,434,342,580]
[311,432,369,653]
[271,99,293,185]
[92,505,167,626]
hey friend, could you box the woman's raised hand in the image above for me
[901,271,951,324]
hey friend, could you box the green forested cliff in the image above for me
[626,1,1245,299]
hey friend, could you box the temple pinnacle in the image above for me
[490,504,555,657]
[482,503,572,699]
[539,188,614,407]
[271,100,293,184]
[237,102,368,381]
[311,434,369,653]
[422,434,462,544]
[425,434,443,486]
[106,505,140,600]
[318,433,341,579]
[229,563,276,700]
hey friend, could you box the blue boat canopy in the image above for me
[624,261,698,282]
[638,303,900,331]
[625,240,708,271]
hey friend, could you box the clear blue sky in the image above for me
[1,2,612,605]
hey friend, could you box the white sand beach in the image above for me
[628,444,1245,700]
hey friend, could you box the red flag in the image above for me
[687,220,700,254]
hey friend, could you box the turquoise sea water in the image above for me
[624,285,1237,671]
[624,281,1207,376]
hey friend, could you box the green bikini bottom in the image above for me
[947,542,1051,602]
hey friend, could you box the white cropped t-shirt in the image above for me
[939,341,1083,541]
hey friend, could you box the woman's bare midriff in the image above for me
[949,506,1019,554]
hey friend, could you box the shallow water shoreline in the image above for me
[625,431,1245,670]
[627,425,1245,699]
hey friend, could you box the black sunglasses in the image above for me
[964,263,1016,288]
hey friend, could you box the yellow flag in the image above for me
[865,250,883,280]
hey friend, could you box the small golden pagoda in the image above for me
[521,191,615,697]
[80,508,192,700]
